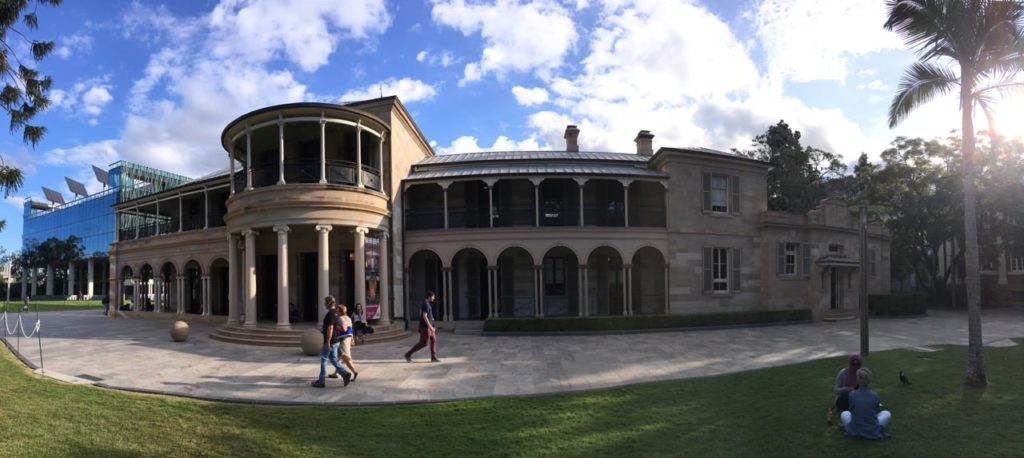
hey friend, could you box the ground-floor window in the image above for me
[543,257,566,296]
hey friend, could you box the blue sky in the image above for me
[2,0,1018,251]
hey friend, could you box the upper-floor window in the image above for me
[829,244,844,254]
[702,173,739,214]
[868,248,877,277]
[783,243,798,275]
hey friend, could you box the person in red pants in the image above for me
[404,291,440,363]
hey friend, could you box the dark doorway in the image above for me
[256,254,278,321]
[300,252,318,321]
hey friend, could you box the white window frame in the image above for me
[784,243,798,276]
[713,248,729,292]
[1011,250,1024,273]
[710,175,728,213]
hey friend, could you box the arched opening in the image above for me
[493,179,535,227]
[209,258,229,316]
[540,178,580,226]
[184,260,202,314]
[448,181,490,228]
[138,264,153,311]
[451,248,488,320]
[542,246,579,316]
[629,181,666,227]
[584,180,625,226]
[120,266,134,311]
[405,183,445,230]
[159,262,178,313]
[407,250,443,324]
[498,247,535,317]
[632,247,666,315]
[587,246,624,316]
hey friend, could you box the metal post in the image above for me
[859,205,869,357]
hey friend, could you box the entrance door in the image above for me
[256,254,278,321]
[829,267,843,310]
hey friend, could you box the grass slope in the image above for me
[1,341,1021,457]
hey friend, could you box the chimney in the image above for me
[635,130,654,156]
[564,125,580,152]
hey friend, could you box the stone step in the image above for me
[823,313,857,322]
[209,323,410,347]
[208,333,298,348]
[453,321,486,335]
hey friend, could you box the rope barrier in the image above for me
[2,311,21,335]
[1,304,45,371]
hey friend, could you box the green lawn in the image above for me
[2,299,103,313]
[1,341,1021,457]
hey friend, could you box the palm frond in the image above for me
[888,61,960,128]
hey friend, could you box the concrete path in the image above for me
[2,308,1021,405]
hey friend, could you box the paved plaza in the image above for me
[2,308,1022,405]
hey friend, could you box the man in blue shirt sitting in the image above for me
[840,367,892,439]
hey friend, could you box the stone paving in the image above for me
[2,308,1021,405]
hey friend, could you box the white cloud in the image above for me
[511,86,549,106]
[55,33,93,59]
[4,196,25,211]
[42,140,119,167]
[754,0,903,84]
[81,86,113,115]
[856,80,889,91]
[416,49,457,67]
[340,78,438,104]
[208,0,391,72]
[434,134,545,154]
[431,0,578,85]
[47,77,114,121]
[60,0,393,177]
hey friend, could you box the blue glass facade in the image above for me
[22,190,117,256]
[21,162,192,257]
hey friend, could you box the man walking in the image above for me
[404,291,440,363]
[312,296,351,388]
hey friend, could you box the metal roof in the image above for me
[405,163,667,181]
[414,151,648,167]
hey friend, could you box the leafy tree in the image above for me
[736,120,845,213]
[884,0,1024,387]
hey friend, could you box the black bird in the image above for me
[899,370,911,385]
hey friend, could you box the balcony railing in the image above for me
[229,160,382,191]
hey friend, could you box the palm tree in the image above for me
[885,0,1024,387]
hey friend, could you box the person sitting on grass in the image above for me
[840,367,892,439]
[834,353,861,413]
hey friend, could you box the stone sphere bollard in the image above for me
[300,328,322,356]
[170,321,190,342]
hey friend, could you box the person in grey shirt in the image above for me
[840,367,892,439]
[833,353,861,412]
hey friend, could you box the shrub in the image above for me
[868,294,927,316]
[482,309,812,333]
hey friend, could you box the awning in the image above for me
[816,254,860,267]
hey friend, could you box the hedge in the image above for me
[482,309,812,333]
[869,294,927,316]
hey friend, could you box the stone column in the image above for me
[579,264,589,317]
[664,264,671,314]
[378,232,391,324]
[485,178,496,228]
[46,265,54,296]
[356,120,364,188]
[68,262,76,297]
[227,233,240,325]
[353,227,367,313]
[201,275,210,316]
[621,179,632,227]
[442,183,450,229]
[534,264,543,317]
[487,265,498,318]
[442,266,452,321]
[243,229,258,328]
[623,264,632,316]
[316,225,332,322]
[228,151,236,194]
[277,117,286,185]
[575,178,587,227]
[153,278,161,312]
[530,178,542,227]
[246,127,253,190]
[319,117,327,184]
[87,259,95,298]
[177,275,185,314]
[274,225,291,329]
